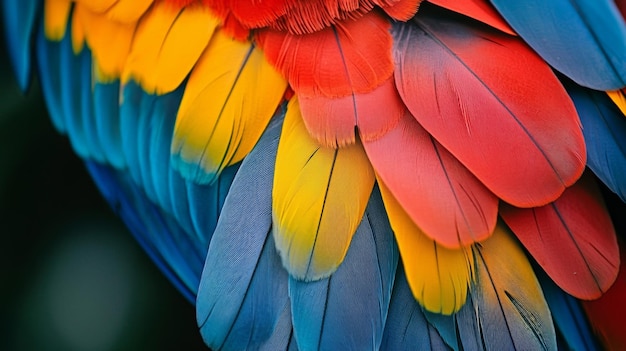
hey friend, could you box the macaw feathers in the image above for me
[170,30,287,184]
[8,0,626,350]
[273,98,375,281]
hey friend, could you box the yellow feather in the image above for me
[272,98,375,281]
[379,181,474,314]
[74,0,117,13]
[71,8,86,54]
[73,4,136,81]
[122,2,219,94]
[607,90,626,116]
[104,0,154,23]
[171,30,287,183]
[44,0,71,41]
[469,222,554,348]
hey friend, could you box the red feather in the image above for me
[364,109,498,248]
[501,173,619,299]
[427,0,516,35]
[393,7,586,207]
[229,0,292,28]
[299,77,405,147]
[582,241,626,350]
[381,0,423,21]
[256,11,394,97]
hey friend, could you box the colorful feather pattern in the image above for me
[272,98,375,280]
[393,6,586,208]
[379,182,474,314]
[501,173,619,299]
[490,0,626,90]
[364,109,498,248]
[122,1,219,94]
[170,30,287,184]
[4,0,626,350]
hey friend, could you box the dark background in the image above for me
[0,24,208,351]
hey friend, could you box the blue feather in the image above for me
[84,160,198,302]
[381,264,451,350]
[35,24,65,133]
[186,163,239,249]
[94,82,126,168]
[537,270,598,351]
[2,0,39,91]
[196,113,289,350]
[490,0,626,90]
[289,185,399,351]
[58,26,92,159]
[563,79,626,202]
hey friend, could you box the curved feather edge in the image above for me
[394,8,585,208]
[289,185,399,351]
[121,2,219,95]
[364,109,498,248]
[582,241,626,350]
[273,98,375,280]
[489,0,626,90]
[2,0,39,91]
[118,80,239,257]
[536,270,599,351]
[255,11,394,98]
[35,21,66,133]
[426,223,557,351]
[563,79,626,202]
[171,30,286,184]
[381,264,452,350]
[428,0,516,35]
[298,77,405,148]
[607,89,626,116]
[379,181,473,314]
[84,160,201,302]
[500,172,619,299]
[93,81,126,168]
[197,114,291,350]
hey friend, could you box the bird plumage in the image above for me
[3,0,626,349]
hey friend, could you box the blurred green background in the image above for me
[0,22,208,351]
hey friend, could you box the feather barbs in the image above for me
[170,30,287,184]
[272,98,376,281]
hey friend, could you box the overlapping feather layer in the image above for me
[12,0,626,349]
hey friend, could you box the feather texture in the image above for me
[171,30,287,184]
[537,271,598,351]
[273,98,375,280]
[35,22,66,132]
[448,223,557,350]
[71,3,136,81]
[297,77,405,148]
[364,109,498,248]
[289,186,398,351]
[2,0,39,90]
[196,115,290,350]
[379,182,473,314]
[428,0,515,35]
[43,0,71,40]
[564,80,626,202]
[501,173,619,299]
[381,264,451,350]
[393,7,586,207]
[122,2,219,94]
[582,243,626,350]
[255,11,393,97]
[490,0,626,90]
